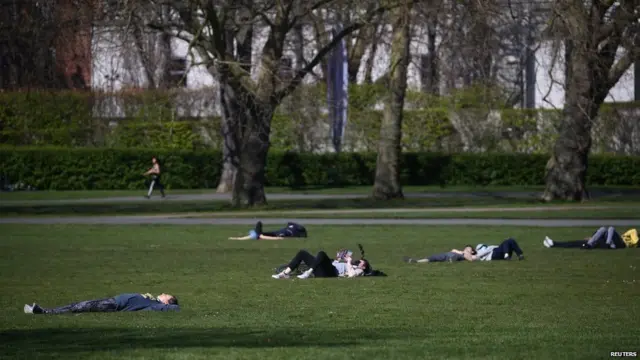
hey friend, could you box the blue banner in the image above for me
[327,23,349,152]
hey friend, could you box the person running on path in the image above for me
[143,156,165,199]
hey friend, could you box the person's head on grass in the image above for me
[463,244,477,255]
[351,258,371,273]
[157,293,178,305]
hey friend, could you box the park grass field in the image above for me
[2,193,640,218]
[0,224,638,359]
[186,206,640,220]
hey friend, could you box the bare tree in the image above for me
[372,0,413,200]
[543,0,640,201]
[148,0,391,206]
[94,1,176,90]
[0,0,94,90]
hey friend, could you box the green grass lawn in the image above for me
[191,206,640,220]
[2,196,639,218]
[0,224,638,359]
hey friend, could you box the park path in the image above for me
[1,188,635,205]
[0,191,538,205]
[177,204,623,217]
[0,216,637,227]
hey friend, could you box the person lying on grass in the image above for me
[24,292,179,315]
[403,238,525,263]
[272,247,370,279]
[403,244,477,263]
[473,238,525,261]
[544,226,638,250]
[229,221,308,241]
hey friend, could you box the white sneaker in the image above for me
[543,236,554,248]
[297,270,313,279]
[271,272,290,279]
[23,304,33,314]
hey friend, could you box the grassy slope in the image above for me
[0,224,638,359]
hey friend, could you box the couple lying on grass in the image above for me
[403,237,526,264]
[271,245,385,279]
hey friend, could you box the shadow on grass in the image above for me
[0,326,387,356]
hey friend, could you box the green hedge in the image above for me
[2,89,640,153]
[1,148,639,190]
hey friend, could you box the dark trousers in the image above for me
[585,227,626,249]
[551,240,590,248]
[147,175,165,197]
[255,221,297,238]
[553,240,622,249]
[491,238,524,260]
[287,250,338,278]
[44,297,118,314]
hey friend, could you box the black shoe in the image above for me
[144,195,150,199]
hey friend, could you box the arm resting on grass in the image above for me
[229,235,254,240]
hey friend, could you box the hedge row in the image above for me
[1,148,639,190]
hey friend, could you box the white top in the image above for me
[476,245,499,261]
[332,260,364,277]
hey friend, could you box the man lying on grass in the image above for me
[544,226,638,250]
[24,292,179,315]
[273,247,370,279]
[403,245,476,263]
[403,238,525,263]
[229,221,308,241]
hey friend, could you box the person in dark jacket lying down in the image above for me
[229,221,308,240]
[23,292,179,314]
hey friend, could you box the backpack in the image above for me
[286,222,308,238]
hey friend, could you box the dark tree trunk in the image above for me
[216,82,240,193]
[426,19,438,95]
[543,40,606,201]
[363,24,381,85]
[216,8,253,193]
[372,2,411,200]
[231,100,273,207]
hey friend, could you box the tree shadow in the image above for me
[0,326,390,357]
